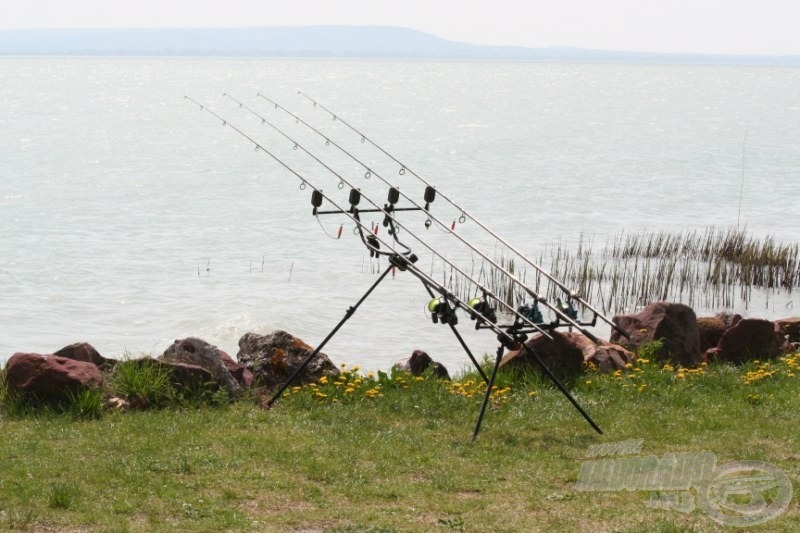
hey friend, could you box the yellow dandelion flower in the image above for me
[585,380,592,385]
[528,390,537,397]
[319,376,328,384]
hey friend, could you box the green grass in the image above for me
[0,354,798,532]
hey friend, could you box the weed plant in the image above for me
[1,347,797,531]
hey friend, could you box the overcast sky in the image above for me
[2,0,799,55]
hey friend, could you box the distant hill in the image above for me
[1,26,798,65]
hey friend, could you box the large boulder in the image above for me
[714,319,785,364]
[610,302,701,366]
[499,331,635,377]
[696,317,728,352]
[54,342,116,370]
[237,330,339,388]
[160,337,245,395]
[5,352,103,404]
[498,331,633,377]
[393,350,450,379]
[775,317,800,343]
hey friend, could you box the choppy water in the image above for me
[1,57,798,370]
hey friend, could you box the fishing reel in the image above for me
[467,297,497,329]
[518,300,544,324]
[556,298,579,321]
[427,297,458,326]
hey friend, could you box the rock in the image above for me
[5,352,103,404]
[54,342,116,370]
[696,317,728,352]
[586,343,637,372]
[219,350,254,389]
[716,312,743,328]
[715,318,785,364]
[610,302,701,366]
[775,317,800,343]
[500,331,590,378]
[160,337,243,395]
[393,349,450,379]
[500,331,635,377]
[236,330,339,388]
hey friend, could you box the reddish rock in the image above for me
[610,302,701,366]
[237,330,339,388]
[696,317,728,352]
[500,331,635,377]
[775,317,800,343]
[587,343,636,372]
[5,352,103,404]
[219,351,254,389]
[393,349,450,379]
[715,318,785,364]
[500,331,590,378]
[54,342,116,370]
[160,337,244,395]
[716,312,743,328]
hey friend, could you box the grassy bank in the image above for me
[1,353,798,532]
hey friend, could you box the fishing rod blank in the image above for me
[254,93,599,339]
[186,96,602,437]
[296,91,629,339]
[222,93,555,340]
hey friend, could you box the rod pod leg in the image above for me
[472,344,505,441]
[522,344,603,435]
[266,265,394,407]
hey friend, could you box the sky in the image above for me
[1,0,799,56]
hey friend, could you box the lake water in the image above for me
[1,57,798,371]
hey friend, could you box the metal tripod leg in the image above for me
[472,344,505,441]
[522,344,603,434]
[266,265,393,407]
[471,341,603,441]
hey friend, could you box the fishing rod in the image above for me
[221,93,557,341]
[253,92,601,340]
[296,91,630,340]
[186,96,603,438]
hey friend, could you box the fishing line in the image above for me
[256,93,595,337]
[186,95,519,339]
[297,91,625,338]
[222,94,554,338]
[188,96,608,436]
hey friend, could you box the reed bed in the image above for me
[443,226,798,316]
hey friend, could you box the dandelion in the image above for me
[585,380,592,385]
[528,390,537,397]
[319,376,328,385]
